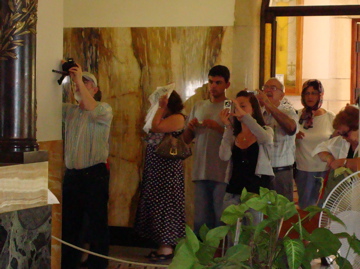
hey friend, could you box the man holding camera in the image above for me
[256,77,298,201]
[61,63,113,269]
[183,65,230,235]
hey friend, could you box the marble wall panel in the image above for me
[63,26,233,227]
[0,206,51,269]
[38,140,63,269]
[0,163,48,214]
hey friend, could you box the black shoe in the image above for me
[321,257,332,266]
[145,251,158,259]
[154,253,174,261]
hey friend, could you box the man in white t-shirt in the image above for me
[183,65,230,234]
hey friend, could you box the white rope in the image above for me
[52,236,169,268]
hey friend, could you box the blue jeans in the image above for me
[194,180,227,235]
[295,170,325,209]
[61,163,109,269]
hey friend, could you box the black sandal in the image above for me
[154,253,174,261]
[145,251,158,259]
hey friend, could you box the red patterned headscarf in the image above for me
[299,79,324,129]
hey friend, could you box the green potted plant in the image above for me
[169,188,360,269]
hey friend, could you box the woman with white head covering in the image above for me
[295,79,335,209]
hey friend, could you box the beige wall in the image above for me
[63,0,236,27]
[295,15,351,114]
[287,0,353,114]
[37,0,64,142]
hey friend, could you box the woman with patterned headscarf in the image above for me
[295,79,335,209]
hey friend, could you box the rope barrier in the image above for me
[51,236,169,268]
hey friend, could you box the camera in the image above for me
[224,100,232,110]
[52,58,78,85]
[62,58,77,73]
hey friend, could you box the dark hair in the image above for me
[208,65,230,83]
[167,90,184,114]
[93,89,102,101]
[233,90,266,136]
[333,105,359,131]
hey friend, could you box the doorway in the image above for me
[260,0,360,109]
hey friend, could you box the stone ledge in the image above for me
[0,151,48,165]
[0,162,48,214]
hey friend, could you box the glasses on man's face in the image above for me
[261,85,281,92]
[303,91,320,96]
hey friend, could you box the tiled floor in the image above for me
[107,246,338,269]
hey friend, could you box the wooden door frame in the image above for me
[351,19,360,104]
[260,2,360,94]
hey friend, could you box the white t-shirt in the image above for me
[295,110,335,172]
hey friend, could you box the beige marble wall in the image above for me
[38,140,64,269]
[0,162,48,214]
[63,26,233,227]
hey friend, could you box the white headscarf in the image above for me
[143,83,175,133]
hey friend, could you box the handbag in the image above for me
[155,133,192,160]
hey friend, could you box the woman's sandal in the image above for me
[146,251,174,261]
[155,253,174,261]
[145,251,158,259]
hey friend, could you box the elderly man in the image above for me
[61,64,113,269]
[256,77,298,201]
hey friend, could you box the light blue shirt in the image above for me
[62,102,113,169]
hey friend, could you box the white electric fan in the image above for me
[319,170,360,267]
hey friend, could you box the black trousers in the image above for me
[61,163,109,269]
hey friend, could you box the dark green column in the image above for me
[0,0,39,154]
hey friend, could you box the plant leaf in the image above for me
[221,204,248,225]
[225,243,251,261]
[308,228,341,257]
[169,238,198,269]
[320,208,346,228]
[253,218,272,240]
[185,225,200,253]
[335,256,353,269]
[348,234,360,255]
[303,243,318,264]
[283,238,305,269]
[196,242,217,265]
[199,224,209,242]
[205,226,230,248]
[303,205,323,219]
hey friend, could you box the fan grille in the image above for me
[319,171,360,266]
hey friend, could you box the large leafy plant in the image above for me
[169,188,360,269]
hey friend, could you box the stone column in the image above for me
[232,0,262,91]
[0,0,39,158]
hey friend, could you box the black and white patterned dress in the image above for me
[135,130,185,246]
